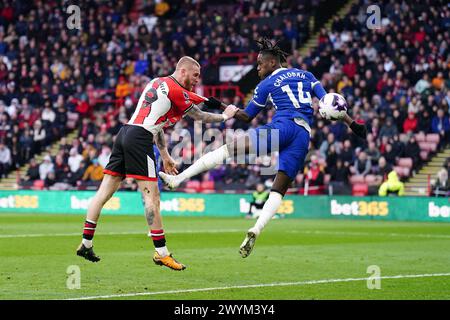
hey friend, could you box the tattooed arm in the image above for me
[154,129,178,175]
[186,104,238,123]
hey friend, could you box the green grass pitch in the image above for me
[1,213,449,300]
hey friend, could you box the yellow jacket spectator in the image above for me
[82,159,104,181]
[378,170,404,196]
[115,76,131,98]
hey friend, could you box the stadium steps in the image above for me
[298,0,357,56]
[0,130,80,190]
[403,147,450,196]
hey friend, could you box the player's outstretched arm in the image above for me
[342,113,367,139]
[203,96,254,123]
[233,109,253,123]
[186,104,238,123]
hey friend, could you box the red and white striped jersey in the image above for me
[128,76,206,134]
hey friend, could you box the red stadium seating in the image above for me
[200,180,215,193]
[184,180,201,193]
[397,157,413,169]
[349,175,365,185]
[364,174,378,186]
[414,133,426,142]
[418,142,437,153]
[32,180,45,190]
[425,133,440,144]
[352,183,368,196]
[420,151,429,161]
[394,166,410,178]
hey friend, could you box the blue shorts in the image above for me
[249,118,310,180]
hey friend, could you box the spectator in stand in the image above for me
[373,156,392,185]
[97,145,111,169]
[325,144,338,171]
[431,168,449,197]
[0,142,11,178]
[431,109,450,146]
[379,117,398,140]
[403,112,418,134]
[19,129,33,163]
[82,158,104,183]
[68,148,84,174]
[329,158,350,194]
[24,158,40,183]
[54,154,70,184]
[32,120,46,155]
[39,155,54,181]
[303,155,325,193]
[382,143,397,166]
[244,166,262,190]
[417,108,432,133]
[351,151,371,176]
[403,136,421,170]
[319,132,340,158]
[339,139,354,166]
[44,171,57,189]
[364,141,381,167]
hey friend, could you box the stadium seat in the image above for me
[425,133,440,144]
[397,157,413,169]
[414,132,426,142]
[394,166,410,178]
[352,183,368,196]
[200,180,215,193]
[184,180,201,193]
[349,175,365,185]
[420,150,429,161]
[418,142,437,153]
[364,174,378,186]
[32,180,45,190]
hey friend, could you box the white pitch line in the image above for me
[0,229,241,239]
[65,272,450,300]
[290,230,450,239]
[2,229,450,239]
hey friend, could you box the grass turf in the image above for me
[0,213,449,300]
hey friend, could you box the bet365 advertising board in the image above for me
[0,191,449,222]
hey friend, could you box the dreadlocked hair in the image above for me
[256,38,289,63]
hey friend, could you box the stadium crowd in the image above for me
[0,0,448,195]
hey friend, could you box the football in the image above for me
[318,93,348,120]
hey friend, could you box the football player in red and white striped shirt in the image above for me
[77,56,238,270]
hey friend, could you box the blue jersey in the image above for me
[244,68,326,126]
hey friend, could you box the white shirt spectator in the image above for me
[68,150,84,173]
[0,144,11,165]
[39,155,54,180]
[41,107,56,123]
[98,147,111,169]
[6,98,19,117]
[363,44,377,62]
[33,121,46,142]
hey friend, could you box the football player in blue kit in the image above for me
[159,39,367,258]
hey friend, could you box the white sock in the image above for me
[155,246,169,257]
[250,192,283,236]
[178,145,230,182]
[82,238,93,248]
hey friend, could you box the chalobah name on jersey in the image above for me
[273,71,306,87]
